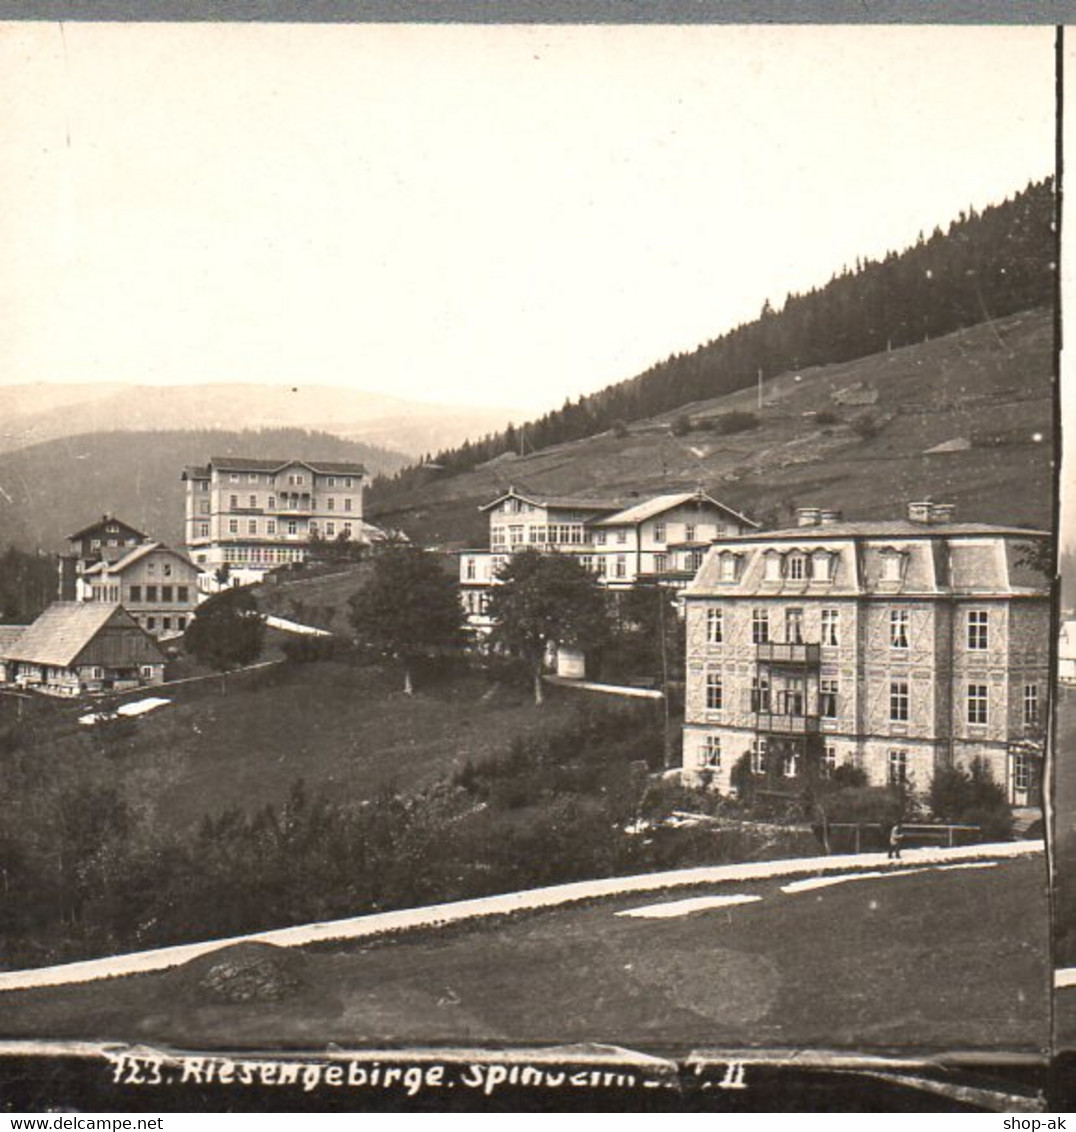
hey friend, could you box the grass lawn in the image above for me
[0,855,1049,1055]
[27,661,584,835]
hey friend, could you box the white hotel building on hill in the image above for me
[458,486,757,629]
[182,457,370,582]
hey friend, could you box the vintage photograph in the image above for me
[0,19,1061,1110]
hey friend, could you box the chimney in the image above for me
[907,500,955,525]
[796,507,822,527]
[819,509,843,527]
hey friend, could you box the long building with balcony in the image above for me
[182,456,369,583]
[681,501,1050,806]
[458,486,757,628]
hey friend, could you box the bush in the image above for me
[851,412,880,440]
[715,410,760,435]
[611,419,629,439]
[670,413,692,437]
[929,758,1013,841]
[280,635,348,664]
[815,410,841,426]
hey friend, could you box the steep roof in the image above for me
[66,515,148,542]
[0,625,27,656]
[81,541,197,577]
[479,488,622,513]
[721,520,1049,540]
[204,456,366,476]
[5,603,162,667]
[594,491,758,529]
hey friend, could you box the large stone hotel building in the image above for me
[681,501,1050,805]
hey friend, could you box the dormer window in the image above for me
[881,550,904,583]
[812,551,835,582]
[787,553,807,581]
[719,553,740,582]
[764,552,783,582]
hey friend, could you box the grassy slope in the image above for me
[44,662,579,835]
[0,856,1049,1053]
[371,308,1054,547]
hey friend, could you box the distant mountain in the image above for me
[370,308,1054,549]
[0,383,524,460]
[0,428,411,553]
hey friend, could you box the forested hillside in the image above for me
[374,177,1054,503]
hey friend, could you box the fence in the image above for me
[821,821,982,854]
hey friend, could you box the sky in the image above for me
[0,22,1057,412]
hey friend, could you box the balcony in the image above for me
[756,642,821,666]
[755,711,821,735]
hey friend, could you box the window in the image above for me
[161,585,173,602]
[177,586,189,602]
[198,524,209,538]
[90,539,101,550]
[700,735,721,769]
[785,608,803,644]
[268,495,276,509]
[230,494,239,509]
[888,749,908,785]
[248,520,257,535]
[687,550,705,572]
[246,495,255,509]
[967,610,989,651]
[343,522,353,538]
[752,609,770,644]
[823,744,837,776]
[1013,751,1031,793]
[764,554,782,582]
[345,478,353,488]
[882,553,903,582]
[706,672,723,710]
[813,552,834,582]
[509,525,524,547]
[146,616,156,630]
[594,532,607,545]
[616,530,627,544]
[783,750,799,778]
[615,555,627,578]
[163,562,173,577]
[326,522,336,537]
[967,683,988,725]
[327,477,336,487]
[162,616,172,631]
[248,473,258,484]
[288,520,298,535]
[267,521,276,535]
[750,674,771,713]
[128,585,142,602]
[685,524,696,542]
[890,608,909,649]
[466,558,476,580]
[821,609,840,646]
[654,522,666,544]
[200,500,210,515]
[177,616,187,630]
[653,553,668,573]
[820,679,839,719]
[787,553,807,580]
[229,473,240,483]
[778,677,804,717]
[706,608,723,644]
[226,519,237,534]
[327,498,336,511]
[751,738,767,774]
[344,498,353,512]
[720,555,738,582]
[890,680,909,722]
[1024,684,1040,727]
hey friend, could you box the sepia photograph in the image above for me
[0,16,1063,1112]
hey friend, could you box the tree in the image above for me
[347,545,465,695]
[184,586,265,673]
[486,550,609,705]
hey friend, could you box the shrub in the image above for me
[280,635,347,664]
[715,410,760,435]
[670,413,692,437]
[930,758,1013,841]
[851,412,880,440]
[815,410,841,426]
[611,419,629,438]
